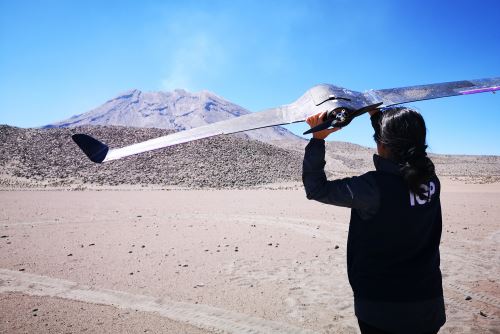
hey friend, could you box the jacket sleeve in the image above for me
[302,138,380,217]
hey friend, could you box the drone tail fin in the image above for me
[72,134,109,163]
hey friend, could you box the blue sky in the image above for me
[0,0,499,154]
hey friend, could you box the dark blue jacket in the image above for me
[302,138,445,333]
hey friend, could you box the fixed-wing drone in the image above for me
[73,78,499,163]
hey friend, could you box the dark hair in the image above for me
[372,107,435,196]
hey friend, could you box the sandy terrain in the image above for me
[0,179,499,333]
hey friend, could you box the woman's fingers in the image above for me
[306,111,328,127]
[306,111,342,139]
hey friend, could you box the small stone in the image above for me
[268,243,273,246]
[141,245,145,248]
[19,268,25,272]
[182,264,188,267]
[479,311,487,317]
[128,251,133,254]
[334,245,339,249]
[67,253,73,257]
[1,235,8,238]
[465,296,472,301]
[32,308,38,312]
[88,243,95,246]
[129,272,134,275]
[137,215,142,218]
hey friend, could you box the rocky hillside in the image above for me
[1,125,499,189]
[0,125,303,189]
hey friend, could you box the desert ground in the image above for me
[0,179,499,333]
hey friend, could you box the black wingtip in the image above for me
[72,134,109,163]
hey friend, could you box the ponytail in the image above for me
[373,107,435,196]
[399,144,435,196]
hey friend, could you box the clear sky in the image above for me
[1,0,499,155]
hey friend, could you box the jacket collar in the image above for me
[373,154,401,175]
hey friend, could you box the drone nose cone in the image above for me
[72,134,109,163]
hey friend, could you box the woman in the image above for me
[302,107,446,334]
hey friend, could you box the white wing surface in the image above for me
[72,78,499,163]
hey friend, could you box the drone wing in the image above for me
[73,105,300,163]
[364,77,500,106]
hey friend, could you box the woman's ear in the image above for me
[377,142,390,158]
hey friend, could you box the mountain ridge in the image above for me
[45,88,303,143]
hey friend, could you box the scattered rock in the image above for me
[32,309,38,312]
[67,253,73,257]
[88,243,95,246]
[479,311,487,317]
[334,245,339,249]
[1,235,8,238]
[268,243,273,246]
[465,296,472,301]
[141,245,145,248]
[19,268,25,271]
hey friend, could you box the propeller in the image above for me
[303,102,383,135]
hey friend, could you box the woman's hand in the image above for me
[305,111,340,140]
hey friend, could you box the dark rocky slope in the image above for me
[0,125,302,189]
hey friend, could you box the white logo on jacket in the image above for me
[409,182,436,206]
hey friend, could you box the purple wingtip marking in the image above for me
[460,86,500,95]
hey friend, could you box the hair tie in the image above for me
[404,144,427,163]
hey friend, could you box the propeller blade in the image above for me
[356,102,383,114]
[303,119,334,135]
[303,102,383,135]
